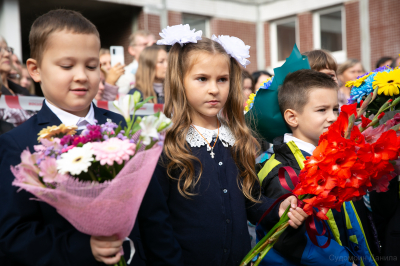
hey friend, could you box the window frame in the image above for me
[182,13,211,38]
[313,5,347,63]
[270,16,299,69]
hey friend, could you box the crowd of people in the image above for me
[0,8,400,266]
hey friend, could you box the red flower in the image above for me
[340,103,357,118]
[358,130,398,163]
[360,115,372,128]
[303,194,338,220]
[319,150,357,179]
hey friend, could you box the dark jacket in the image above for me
[154,139,281,266]
[1,79,31,96]
[370,177,400,266]
[0,103,155,266]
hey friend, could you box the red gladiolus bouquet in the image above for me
[241,91,400,266]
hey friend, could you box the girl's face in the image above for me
[183,52,230,127]
[341,63,364,83]
[155,49,168,82]
[243,78,253,103]
[99,53,111,71]
[319,68,338,85]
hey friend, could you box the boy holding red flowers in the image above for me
[256,69,377,266]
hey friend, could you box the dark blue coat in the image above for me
[0,103,153,266]
[154,139,281,266]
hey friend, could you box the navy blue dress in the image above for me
[154,136,281,266]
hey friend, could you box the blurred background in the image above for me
[0,0,399,77]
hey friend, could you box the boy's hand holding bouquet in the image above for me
[10,92,170,266]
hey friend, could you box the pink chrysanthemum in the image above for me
[91,138,136,166]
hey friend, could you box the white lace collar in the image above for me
[186,121,236,151]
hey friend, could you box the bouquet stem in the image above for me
[114,256,127,266]
[240,194,307,266]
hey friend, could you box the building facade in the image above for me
[0,0,399,73]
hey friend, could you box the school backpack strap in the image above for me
[257,154,281,185]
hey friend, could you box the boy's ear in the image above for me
[26,58,41,83]
[283,109,298,129]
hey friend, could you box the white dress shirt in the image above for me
[45,100,96,130]
[283,133,316,156]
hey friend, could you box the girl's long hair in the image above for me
[135,45,165,103]
[163,38,260,202]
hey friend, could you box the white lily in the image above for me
[139,116,159,145]
[156,112,172,132]
[113,94,135,122]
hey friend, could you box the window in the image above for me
[270,17,298,68]
[182,14,210,37]
[313,6,346,63]
[277,21,296,61]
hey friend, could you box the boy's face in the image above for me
[290,88,339,146]
[30,30,100,117]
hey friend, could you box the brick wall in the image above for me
[168,11,182,25]
[369,0,400,69]
[345,1,361,61]
[138,11,161,39]
[264,22,271,68]
[298,12,313,53]
[211,19,258,72]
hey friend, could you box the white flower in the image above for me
[113,94,135,122]
[57,144,94,176]
[139,116,159,145]
[157,24,202,47]
[211,34,251,68]
[156,112,172,131]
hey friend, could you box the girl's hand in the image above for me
[279,196,309,229]
[90,234,123,265]
[105,63,125,85]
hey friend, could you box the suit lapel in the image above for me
[37,101,62,126]
[93,103,109,124]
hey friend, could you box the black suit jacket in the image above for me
[0,103,158,265]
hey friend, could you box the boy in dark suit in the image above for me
[0,9,182,266]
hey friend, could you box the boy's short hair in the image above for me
[29,9,99,66]
[278,69,338,115]
[302,50,337,72]
[128,30,155,47]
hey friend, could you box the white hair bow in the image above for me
[211,35,251,68]
[157,24,202,47]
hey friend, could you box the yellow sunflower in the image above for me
[38,124,78,141]
[372,69,400,96]
[345,72,372,88]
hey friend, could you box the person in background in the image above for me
[376,56,393,69]
[303,49,338,85]
[128,45,167,104]
[242,70,254,105]
[252,70,272,89]
[0,36,33,128]
[337,59,365,106]
[117,30,156,95]
[8,64,21,85]
[390,55,400,68]
[20,65,36,95]
[95,48,124,101]
[0,52,14,135]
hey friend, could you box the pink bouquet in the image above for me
[11,93,170,266]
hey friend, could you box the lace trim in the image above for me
[186,121,236,151]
